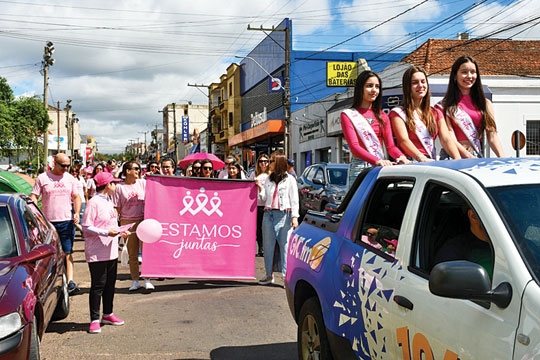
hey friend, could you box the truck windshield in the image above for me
[489,184,540,280]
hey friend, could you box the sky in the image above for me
[1,0,539,154]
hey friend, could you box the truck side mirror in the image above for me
[429,260,512,309]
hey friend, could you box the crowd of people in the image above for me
[28,54,497,334]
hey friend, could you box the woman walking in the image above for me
[256,153,299,285]
[82,172,126,334]
[250,153,271,257]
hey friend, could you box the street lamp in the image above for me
[42,41,55,165]
[235,55,291,158]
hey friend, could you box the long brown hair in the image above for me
[442,55,496,134]
[268,153,288,184]
[351,70,384,127]
[402,66,436,135]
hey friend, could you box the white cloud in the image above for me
[0,0,538,153]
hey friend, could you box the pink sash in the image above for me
[436,102,482,156]
[342,108,385,159]
[392,107,435,158]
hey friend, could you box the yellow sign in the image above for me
[327,62,358,87]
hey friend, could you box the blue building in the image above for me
[229,18,404,167]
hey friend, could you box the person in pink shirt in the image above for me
[340,70,410,188]
[82,171,127,334]
[31,152,82,295]
[437,55,504,159]
[113,161,154,291]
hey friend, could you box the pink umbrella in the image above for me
[178,152,225,170]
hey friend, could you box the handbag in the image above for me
[120,237,129,267]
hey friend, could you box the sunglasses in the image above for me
[259,159,269,163]
[56,162,70,168]
[150,165,158,168]
[130,167,140,171]
[366,231,377,237]
[193,166,201,170]
[203,166,213,170]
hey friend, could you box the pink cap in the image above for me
[93,172,121,187]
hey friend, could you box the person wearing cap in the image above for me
[82,171,127,334]
[287,158,297,179]
[31,152,82,295]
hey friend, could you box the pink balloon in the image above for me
[136,219,163,243]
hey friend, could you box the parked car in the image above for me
[287,158,540,359]
[0,193,70,360]
[297,163,348,219]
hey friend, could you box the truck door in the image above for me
[398,181,520,359]
[333,177,416,359]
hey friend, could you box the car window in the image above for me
[22,203,45,247]
[352,178,414,259]
[304,167,315,181]
[313,168,324,183]
[411,182,494,279]
[327,168,347,186]
[28,202,52,244]
[0,206,17,258]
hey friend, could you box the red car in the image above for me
[0,193,70,359]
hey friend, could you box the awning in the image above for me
[228,119,284,147]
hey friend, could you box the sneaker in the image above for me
[129,280,141,291]
[144,279,155,290]
[67,281,80,295]
[88,321,101,334]
[102,314,125,326]
[258,275,274,285]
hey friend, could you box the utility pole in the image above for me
[187,83,211,151]
[172,103,177,163]
[247,21,291,158]
[56,101,61,152]
[138,130,149,159]
[64,100,72,159]
[42,41,55,166]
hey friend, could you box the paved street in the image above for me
[40,234,297,360]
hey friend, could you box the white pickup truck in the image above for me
[285,158,540,359]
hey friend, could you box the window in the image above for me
[411,182,493,279]
[0,206,17,258]
[526,120,540,155]
[229,112,233,127]
[353,178,414,258]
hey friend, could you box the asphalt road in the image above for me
[40,234,298,360]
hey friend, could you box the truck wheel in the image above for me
[298,297,333,360]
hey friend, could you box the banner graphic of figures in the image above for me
[141,176,258,279]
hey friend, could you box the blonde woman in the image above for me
[250,153,271,257]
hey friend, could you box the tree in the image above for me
[0,77,50,159]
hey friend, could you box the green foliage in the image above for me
[0,77,49,159]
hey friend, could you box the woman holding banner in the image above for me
[256,153,299,285]
[113,161,154,292]
[340,70,409,188]
[436,56,504,159]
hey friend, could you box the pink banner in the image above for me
[141,176,257,279]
